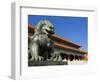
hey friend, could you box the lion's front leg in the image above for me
[30,43,40,61]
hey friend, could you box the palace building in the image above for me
[28,24,88,63]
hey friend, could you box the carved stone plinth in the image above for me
[28,61,68,66]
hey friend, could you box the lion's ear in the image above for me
[36,20,45,31]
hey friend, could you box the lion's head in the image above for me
[35,20,55,34]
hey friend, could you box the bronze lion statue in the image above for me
[28,20,55,61]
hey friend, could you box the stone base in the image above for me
[28,61,68,66]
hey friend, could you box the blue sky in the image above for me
[28,15,88,50]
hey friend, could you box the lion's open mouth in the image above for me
[46,29,54,34]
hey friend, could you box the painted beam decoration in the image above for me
[28,15,88,66]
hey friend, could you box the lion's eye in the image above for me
[49,27,52,29]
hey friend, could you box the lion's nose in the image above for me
[51,31,55,34]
